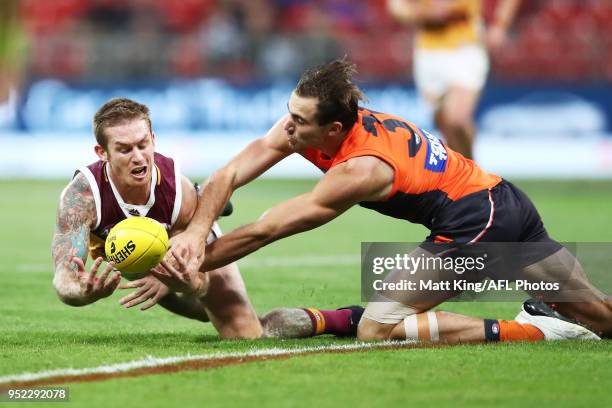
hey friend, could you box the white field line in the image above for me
[14,255,360,273]
[0,340,415,385]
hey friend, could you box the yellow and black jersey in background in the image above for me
[416,0,483,50]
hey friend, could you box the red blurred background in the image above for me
[18,0,612,83]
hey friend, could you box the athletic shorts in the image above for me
[421,180,562,265]
[413,44,489,102]
[363,181,564,324]
[206,222,223,245]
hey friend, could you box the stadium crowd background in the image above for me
[16,0,612,83]
[1,0,611,179]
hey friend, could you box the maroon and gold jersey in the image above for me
[76,152,182,260]
[301,108,501,229]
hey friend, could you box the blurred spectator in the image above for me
[200,2,248,75]
[257,3,340,79]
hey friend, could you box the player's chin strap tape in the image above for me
[404,311,439,342]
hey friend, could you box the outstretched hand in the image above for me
[165,230,205,277]
[118,274,170,310]
[72,256,121,303]
[151,249,208,297]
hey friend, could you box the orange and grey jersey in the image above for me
[76,152,182,260]
[301,108,501,229]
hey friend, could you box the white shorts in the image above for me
[206,221,223,245]
[362,294,418,325]
[414,44,490,103]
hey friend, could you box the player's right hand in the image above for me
[72,256,121,304]
[151,249,208,296]
[166,230,206,277]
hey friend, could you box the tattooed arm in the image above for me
[52,173,121,306]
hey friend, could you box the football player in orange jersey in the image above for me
[159,60,611,343]
[387,0,521,160]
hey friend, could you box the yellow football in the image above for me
[104,217,169,280]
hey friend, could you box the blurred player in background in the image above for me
[387,0,521,160]
[160,60,609,344]
[51,97,362,339]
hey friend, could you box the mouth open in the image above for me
[131,165,148,178]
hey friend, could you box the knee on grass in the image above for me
[210,304,264,339]
[356,318,396,341]
[217,319,263,340]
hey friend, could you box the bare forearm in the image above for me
[187,168,235,236]
[201,196,332,271]
[52,173,96,306]
[202,223,271,271]
[53,268,90,306]
[201,213,324,270]
[52,227,90,305]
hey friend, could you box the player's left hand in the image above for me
[118,274,170,310]
[151,249,208,296]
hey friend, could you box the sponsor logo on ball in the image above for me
[107,240,136,264]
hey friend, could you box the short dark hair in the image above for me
[93,97,152,148]
[295,59,365,131]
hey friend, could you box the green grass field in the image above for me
[0,178,611,407]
